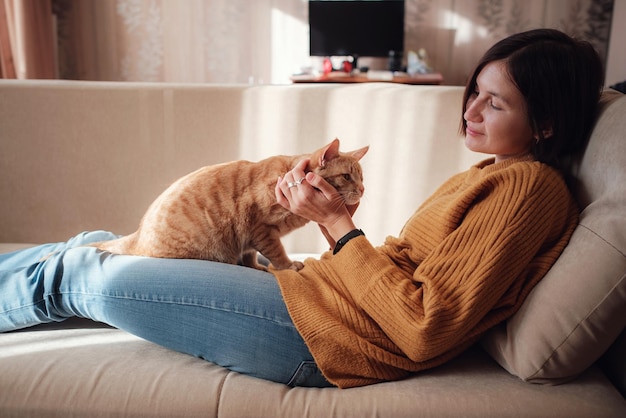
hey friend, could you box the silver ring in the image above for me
[287,177,306,189]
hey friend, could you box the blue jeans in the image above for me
[0,231,331,387]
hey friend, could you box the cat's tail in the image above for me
[36,235,126,261]
[37,233,137,262]
[87,233,137,255]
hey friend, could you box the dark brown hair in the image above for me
[461,29,604,168]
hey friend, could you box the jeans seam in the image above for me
[58,290,296,327]
[0,300,42,314]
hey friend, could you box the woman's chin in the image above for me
[464,135,484,153]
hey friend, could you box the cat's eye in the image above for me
[343,174,351,181]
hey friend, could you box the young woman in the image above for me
[0,29,604,388]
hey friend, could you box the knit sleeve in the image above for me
[327,164,578,362]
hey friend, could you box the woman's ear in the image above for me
[534,121,553,142]
[541,127,553,139]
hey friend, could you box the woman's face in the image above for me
[464,60,535,163]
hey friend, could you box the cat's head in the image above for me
[308,138,368,206]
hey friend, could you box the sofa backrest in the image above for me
[0,81,482,253]
[482,90,626,391]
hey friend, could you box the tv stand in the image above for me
[290,71,443,85]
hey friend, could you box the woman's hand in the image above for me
[275,159,358,246]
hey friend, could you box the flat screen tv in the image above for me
[309,0,405,61]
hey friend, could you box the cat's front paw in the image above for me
[268,260,304,271]
[288,261,305,271]
[252,263,269,272]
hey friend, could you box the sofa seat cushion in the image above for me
[482,90,626,383]
[1,318,624,417]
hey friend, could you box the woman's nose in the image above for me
[464,100,481,123]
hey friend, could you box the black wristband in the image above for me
[333,229,365,255]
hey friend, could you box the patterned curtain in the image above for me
[0,0,56,79]
[54,0,309,84]
[53,0,614,85]
[405,0,614,85]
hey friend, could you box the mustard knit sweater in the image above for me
[272,156,579,388]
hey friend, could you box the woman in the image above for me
[0,29,604,388]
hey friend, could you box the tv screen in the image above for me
[309,0,405,58]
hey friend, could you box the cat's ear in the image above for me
[349,145,369,162]
[319,138,341,167]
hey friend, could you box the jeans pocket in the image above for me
[287,360,334,388]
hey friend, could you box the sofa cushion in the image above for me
[481,90,626,383]
[2,319,625,417]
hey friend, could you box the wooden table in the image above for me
[290,71,443,85]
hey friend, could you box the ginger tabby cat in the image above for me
[91,139,368,271]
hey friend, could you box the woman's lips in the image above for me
[466,126,483,136]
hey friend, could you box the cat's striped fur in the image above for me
[92,138,368,271]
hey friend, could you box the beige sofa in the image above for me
[0,80,624,417]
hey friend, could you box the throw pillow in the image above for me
[481,90,626,383]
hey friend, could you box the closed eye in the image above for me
[471,87,503,111]
[489,100,502,110]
